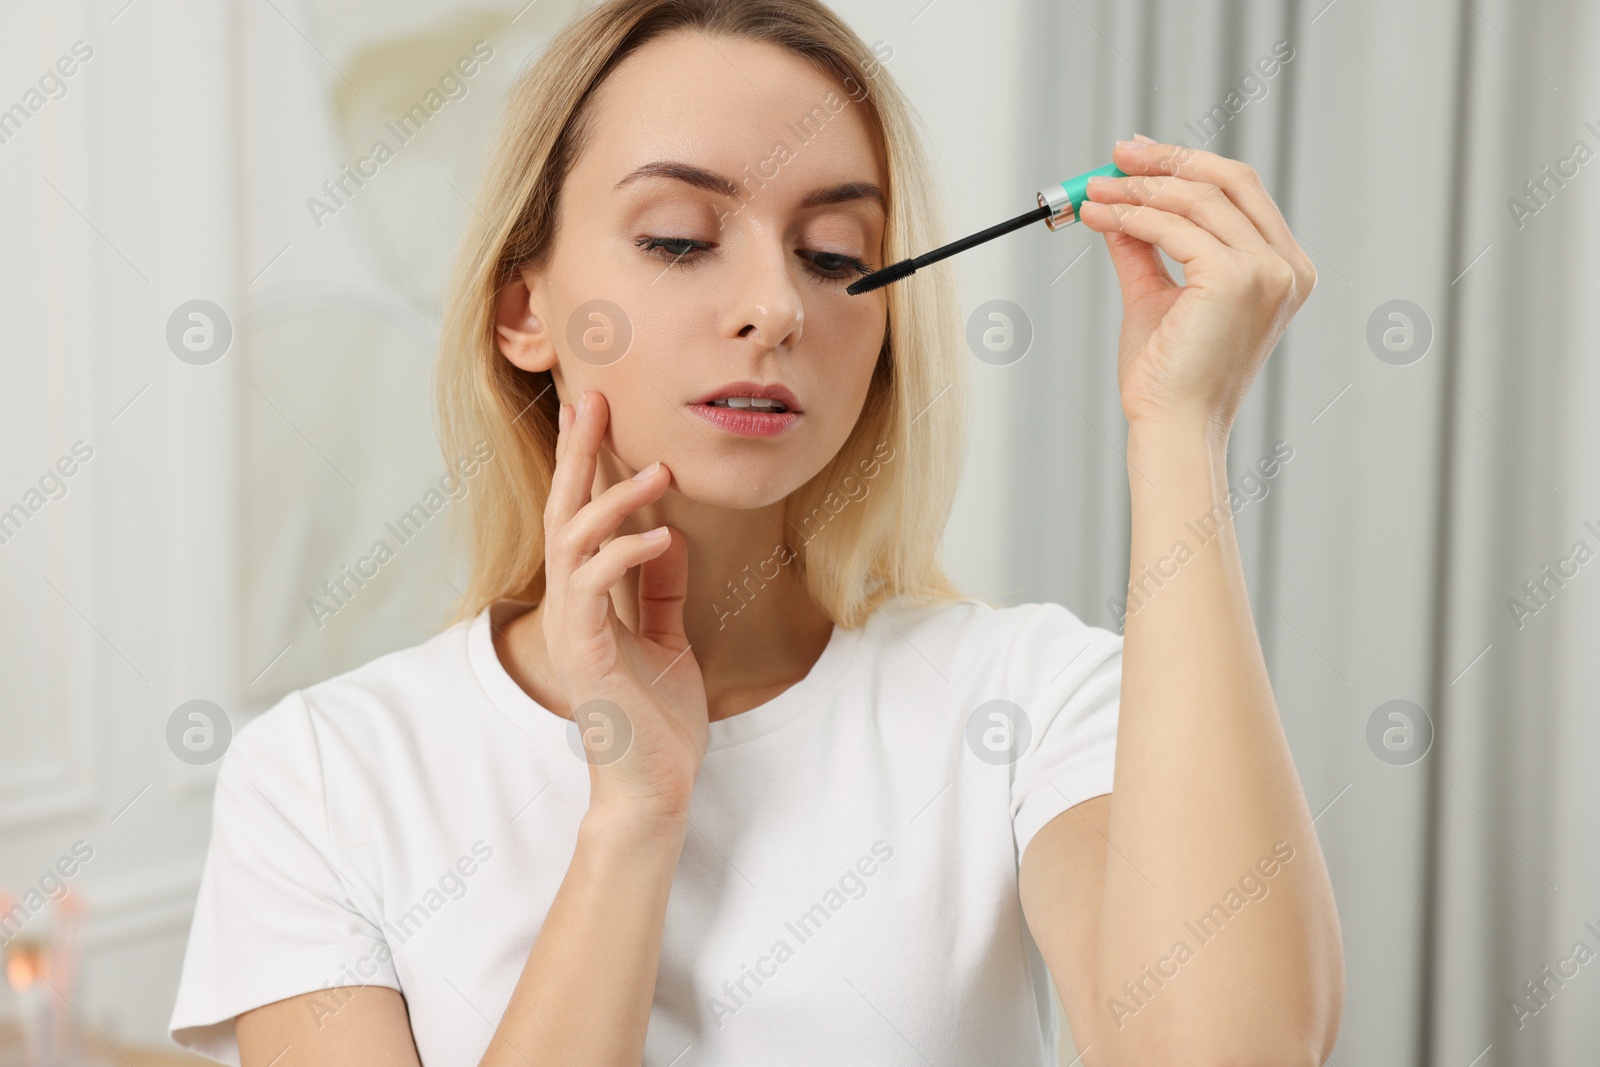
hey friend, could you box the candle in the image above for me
[5,934,50,1066]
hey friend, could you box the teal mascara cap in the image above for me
[1038,163,1129,230]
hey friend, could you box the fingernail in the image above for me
[578,391,590,418]
[1086,174,1111,185]
[641,525,669,540]
[1132,132,1156,144]
[633,461,660,481]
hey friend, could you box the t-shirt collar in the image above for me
[466,597,865,752]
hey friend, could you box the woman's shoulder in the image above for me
[864,592,1122,686]
[223,615,479,780]
[872,591,1120,652]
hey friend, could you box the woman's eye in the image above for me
[800,250,872,281]
[634,237,871,285]
[635,236,710,265]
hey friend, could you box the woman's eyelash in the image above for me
[633,236,871,282]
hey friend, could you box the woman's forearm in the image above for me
[1099,417,1343,1063]
[480,806,688,1067]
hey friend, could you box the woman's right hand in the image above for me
[542,388,710,824]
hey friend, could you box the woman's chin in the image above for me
[664,466,802,512]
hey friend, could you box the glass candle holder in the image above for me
[1,888,87,1067]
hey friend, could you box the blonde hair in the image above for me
[436,0,970,630]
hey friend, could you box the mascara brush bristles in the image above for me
[846,258,918,296]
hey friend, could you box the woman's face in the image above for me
[497,30,890,509]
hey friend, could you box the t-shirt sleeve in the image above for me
[1006,601,1123,862]
[168,689,400,1065]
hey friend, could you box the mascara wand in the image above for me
[846,163,1127,296]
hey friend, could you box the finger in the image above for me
[556,401,573,462]
[541,403,575,652]
[1078,199,1229,270]
[552,461,670,576]
[1112,140,1313,281]
[544,399,579,611]
[1113,139,1289,247]
[545,390,606,551]
[1097,226,1180,307]
[1088,174,1272,256]
[568,529,674,639]
[636,524,689,652]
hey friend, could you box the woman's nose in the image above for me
[729,250,804,348]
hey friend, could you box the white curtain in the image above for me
[998,0,1600,1062]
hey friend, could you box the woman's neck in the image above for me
[498,474,838,722]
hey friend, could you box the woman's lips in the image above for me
[686,402,801,437]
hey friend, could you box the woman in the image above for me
[169,1,1344,1064]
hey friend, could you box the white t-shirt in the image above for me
[168,593,1122,1066]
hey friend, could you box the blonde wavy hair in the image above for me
[436,0,971,630]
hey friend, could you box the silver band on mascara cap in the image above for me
[1037,184,1079,230]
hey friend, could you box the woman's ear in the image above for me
[493,268,557,373]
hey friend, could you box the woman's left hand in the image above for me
[1076,135,1317,435]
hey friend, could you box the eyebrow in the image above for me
[613,160,887,212]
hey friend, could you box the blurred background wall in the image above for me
[1,0,1595,1063]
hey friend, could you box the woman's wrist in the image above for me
[581,800,691,853]
[1126,410,1229,455]
[1126,414,1231,497]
